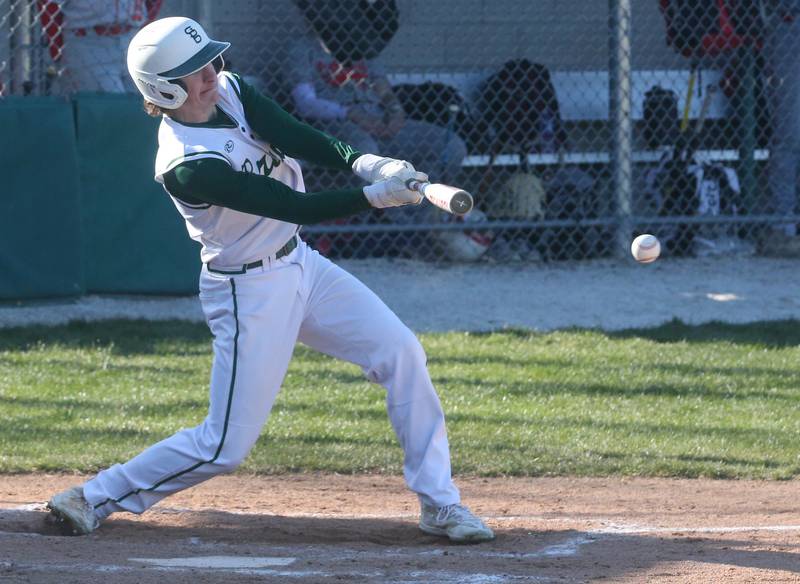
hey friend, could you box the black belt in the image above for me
[206,236,298,275]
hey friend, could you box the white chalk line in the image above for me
[0,559,551,583]
[594,523,800,535]
[129,556,296,568]
[0,559,378,579]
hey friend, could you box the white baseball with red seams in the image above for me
[631,234,661,264]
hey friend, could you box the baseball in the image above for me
[631,234,661,263]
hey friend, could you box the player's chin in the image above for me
[200,87,220,104]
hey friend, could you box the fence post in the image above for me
[10,0,34,95]
[609,0,633,259]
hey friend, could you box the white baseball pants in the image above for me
[83,240,460,519]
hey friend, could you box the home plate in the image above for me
[129,556,296,569]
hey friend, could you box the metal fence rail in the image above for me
[4,0,799,261]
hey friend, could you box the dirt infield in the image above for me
[1,474,799,583]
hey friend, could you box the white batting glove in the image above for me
[352,154,428,184]
[362,177,423,209]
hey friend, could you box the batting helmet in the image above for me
[127,17,230,110]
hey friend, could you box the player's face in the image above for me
[180,63,219,113]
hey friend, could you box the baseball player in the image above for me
[46,16,494,544]
[38,0,163,93]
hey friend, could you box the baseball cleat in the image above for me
[419,503,495,543]
[47,486,100,535]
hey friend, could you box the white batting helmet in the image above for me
[127,17,230,109]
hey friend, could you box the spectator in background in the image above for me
[39,0,162,93]
[761,0,800,256]
[284,0,468,256]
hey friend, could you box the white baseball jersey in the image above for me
[155,71,304,266]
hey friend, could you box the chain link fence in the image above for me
[4,0,800,262]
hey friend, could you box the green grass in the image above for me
[0,319,798,479]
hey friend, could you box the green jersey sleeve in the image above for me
[231,73,362,171]
[162,157,371,224]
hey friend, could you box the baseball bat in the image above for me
[406,179,474,215]
[680,66,697,133]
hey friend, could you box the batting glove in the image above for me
[363,177,423,209]
[352,154,428,185]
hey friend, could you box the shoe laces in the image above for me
[435,504,480,525]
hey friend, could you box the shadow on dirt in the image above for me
[2,507,798,582]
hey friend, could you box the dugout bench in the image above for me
[387,68,768,167]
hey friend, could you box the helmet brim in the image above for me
[157,40,230,79]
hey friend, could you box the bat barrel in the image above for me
[406,179,474,216]
[448,190,473,215]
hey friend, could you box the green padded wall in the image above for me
[75,94,200,294]
[0,98,84,300]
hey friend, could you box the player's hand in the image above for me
[362,177,423,209]
[352,154,428,185]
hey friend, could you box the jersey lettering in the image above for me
[245,146,285,177]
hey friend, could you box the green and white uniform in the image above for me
[81,71,462,519]
[157,72,305,265]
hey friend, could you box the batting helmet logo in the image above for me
[184,26,202,43]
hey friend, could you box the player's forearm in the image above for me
[235,75,361,170]
[164,159,371,224]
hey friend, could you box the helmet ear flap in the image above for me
[133,72,188,109]
[155,78,188,108]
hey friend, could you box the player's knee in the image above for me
[214,455,245,474]
[367,326,426,382]
[388,325,426,362]
[214,443,255,473]
[194,423,257,473]
[404,330,427,364]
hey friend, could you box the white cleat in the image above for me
[47,486,100,535]
[419,503,495,543]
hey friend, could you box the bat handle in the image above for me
[405,179,429,192]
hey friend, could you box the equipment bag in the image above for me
[478,59,567,154]
[645,147,741,255]
[643,85,680,149]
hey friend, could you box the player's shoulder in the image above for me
[155,119,231,178]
